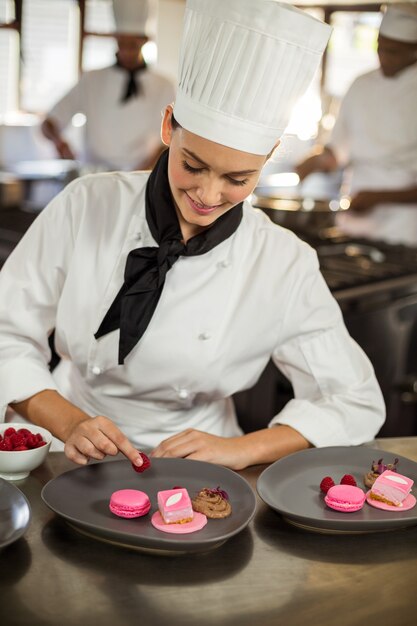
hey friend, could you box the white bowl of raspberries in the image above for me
[0,423,52,481]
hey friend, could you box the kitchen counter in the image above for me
[2,438,417,626]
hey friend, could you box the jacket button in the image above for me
[198,332,211,341]
[133,232,142,241]
[92,365,102,375]
[218,259,230,268]
[178,388,189,399]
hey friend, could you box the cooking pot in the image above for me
[252,188,350,237]
[0,173,24,210]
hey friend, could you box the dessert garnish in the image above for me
[319,476,335,494]
[340,474,357,487]
[0,427,46,451]
[192,486,232,519]
[131,452,151,473]
[363,457,399,488]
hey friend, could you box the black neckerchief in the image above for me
[95,149,243,364]
[114,57,147,103]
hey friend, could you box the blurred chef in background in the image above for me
[41,0,175,171]
[296,3,417,246]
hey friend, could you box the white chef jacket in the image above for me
[329,65,417,245]
[0,172,385,450]
[48,65,175,171]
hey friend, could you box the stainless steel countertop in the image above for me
[2,438,417,626]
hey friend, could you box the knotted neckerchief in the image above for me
[114,58,146,103]
[94,149,243,364]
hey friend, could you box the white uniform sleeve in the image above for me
[326,86,354,168]
[0,185,76,419]
[48,75,87,131]
[269,247,385,447]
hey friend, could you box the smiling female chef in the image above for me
[0,0,385,470]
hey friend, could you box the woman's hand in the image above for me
[64,415,144,468]
[151,425,311,470]
[151,429,248,470]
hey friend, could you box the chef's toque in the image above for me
[112,0,156,37]
[379,3,417,43]
[173,0,331,155]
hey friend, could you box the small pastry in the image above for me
[368,470,414,508]
[324,485,366,513]
[109,489,151,518]
[157,488,194,524]
[192,487,232,519]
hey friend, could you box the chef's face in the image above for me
[161,105,274,240]
[377,35,417,77]
[116,35,147,70]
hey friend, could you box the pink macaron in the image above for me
[109,489,151,519]
[324,484,366,513]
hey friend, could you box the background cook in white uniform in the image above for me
[0,1,385,469]
[41,0,175,171]
[296,4,417,246]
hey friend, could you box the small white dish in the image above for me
[0,423,52,481]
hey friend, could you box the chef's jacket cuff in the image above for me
[0,358,58,421]
[269,399,363,448]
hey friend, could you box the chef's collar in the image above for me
[114,57,147,102]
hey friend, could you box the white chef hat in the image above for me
[112,0,155,37]
[173,0,331,155]
[379,3,417,43]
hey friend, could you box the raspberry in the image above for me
[320,476,335,494]
[131,452,151,473]
[0,438,13,451]
[340,474,357,486]
[17,428,32,438]
[10,433,26,448]
[0,427,46,451]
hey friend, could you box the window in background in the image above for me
[0,29,19,118]
[325,11,382,99]
[83,0,115,71]
[0,0,18,118]
[20,0,79,113]
[0,0,14,22]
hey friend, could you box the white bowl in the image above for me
[0,423,52,481]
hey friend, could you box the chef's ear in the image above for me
[161,104,174,146]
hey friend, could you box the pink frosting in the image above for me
[157,488,193,523]
[371,470,414,505]
[109,489,151,518]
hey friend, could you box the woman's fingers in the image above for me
[64,415,144,467]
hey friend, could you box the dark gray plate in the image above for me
[0,478,31,549]
[257,446,417,533]
[41,458,256,554]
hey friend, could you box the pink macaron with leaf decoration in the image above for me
[109,489,151,519]
[324,484,366,513]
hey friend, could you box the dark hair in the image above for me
[171,112,181,130]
